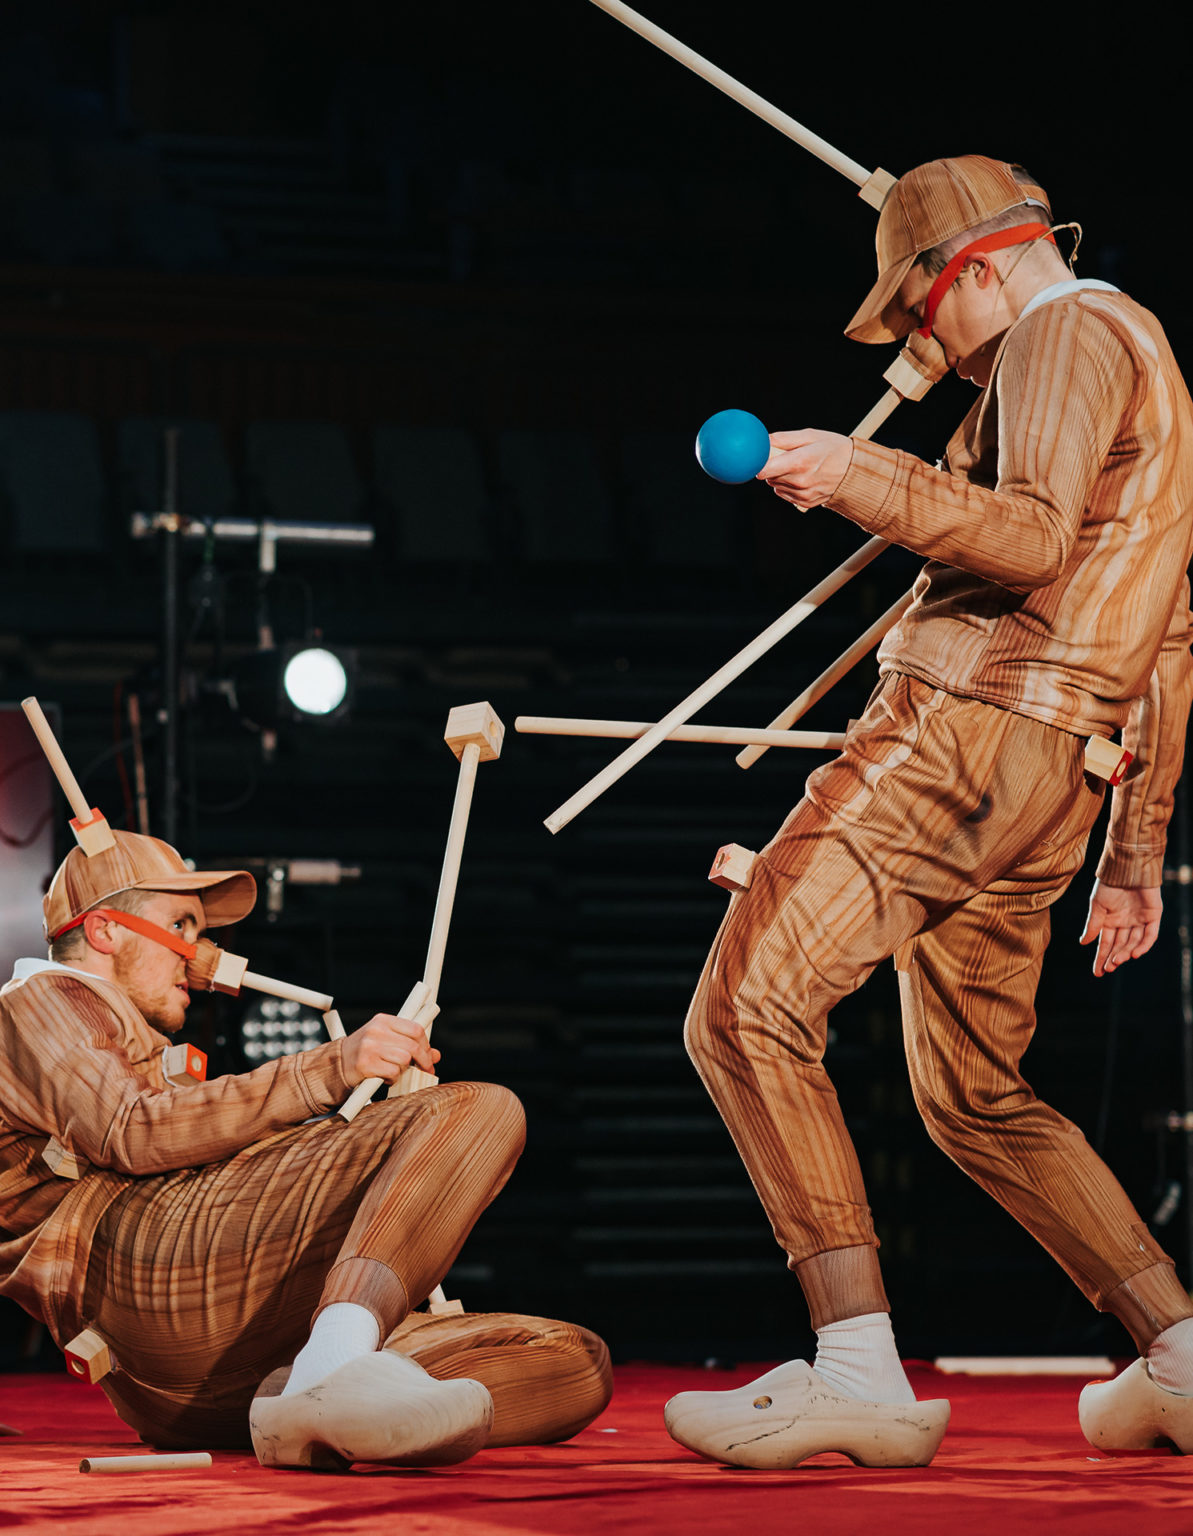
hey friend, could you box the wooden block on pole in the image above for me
[445,701,504,762]
[708,844,757,892]
[64,1329,115,1385]
[858,166,897,209]
[1084,737,1133,786]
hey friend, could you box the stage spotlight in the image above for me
[241,996,326,1062]
[233,643,356,732]
[282,646,350,717]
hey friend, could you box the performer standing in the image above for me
[0,831,610,1468]
[667,156,1193,1466]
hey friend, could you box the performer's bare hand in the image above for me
[1079,880,1162,977]
[759,430,853,509]
[342,1014,440,1083]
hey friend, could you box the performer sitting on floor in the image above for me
[666,155,1193,1468]
[0,830,611,1469]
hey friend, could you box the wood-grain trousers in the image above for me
[685,673,1174,1311]
[82,1082,611,1449]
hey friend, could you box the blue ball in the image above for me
[695,409,771,484]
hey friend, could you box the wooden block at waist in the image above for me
[709,843,757,892]
[444,701,505,762]
[1084,736,1133,787]
[163,1043,208,1082]
[65,1329,115,1384]
[43,1136,82,1180]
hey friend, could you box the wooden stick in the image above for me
[586,1,895,209]
[544,534,887,833]
[518,716,845,751]
[127,692,150,835]
[338,980,432,1122]
[241,969,334,1013]
[20,697,90,821]
[80,1453,212,1473]
[852,387,904,442]
[322,1009,346,1041]
[21,696,117,855]
[736,590,914,769]
[340,704,503,1124]
[423,745,480,1002]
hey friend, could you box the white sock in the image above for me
[812,1311,915,1404]
[1147,1317,1193,1395]
[281,1302,381,1397]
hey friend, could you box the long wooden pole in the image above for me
[586,1,895,209]
[735,590,914,769]
[518,717,845,751]
[21,698,90,821]
[544,532,888,832]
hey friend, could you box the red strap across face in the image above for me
[52,907,197,959]
[917,223,1055,338]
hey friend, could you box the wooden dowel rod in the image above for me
[322,1009,346,1041]
[20,697,91,821]
[241,970,333,1013]
[423,742,480,1002]
[79,1452,212,1473]
[851,387,905,442]
[517,716,845,750]
[736,590,915,769]
[544,534,888,833]
[338,979,430,1121]
[587,0,874,191]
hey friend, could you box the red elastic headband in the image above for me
[51,906,197,959]
[918,223,1055,338]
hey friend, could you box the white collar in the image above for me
[1019,278,1120,320]
[10,957,111,985]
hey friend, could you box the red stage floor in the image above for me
[3,1362,1192,1535]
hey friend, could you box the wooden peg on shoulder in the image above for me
[162,1044,207,1083]
[64,1329,115,1385]
[709,843,757,892]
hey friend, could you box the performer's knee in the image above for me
[907,1066,1003,1164]
[452,1080,527,1164]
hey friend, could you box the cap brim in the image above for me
[132,869,257,928]
[845,251,920,344]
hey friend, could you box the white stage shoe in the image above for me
[249,1350,493,1470]
[664,1360,950,1469]
[1079,1357,1193,1454]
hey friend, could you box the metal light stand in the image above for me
[130,429,375,844]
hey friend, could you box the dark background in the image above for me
[1,1,1191,1372]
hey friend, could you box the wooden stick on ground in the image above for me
[80,1453,212,1473]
